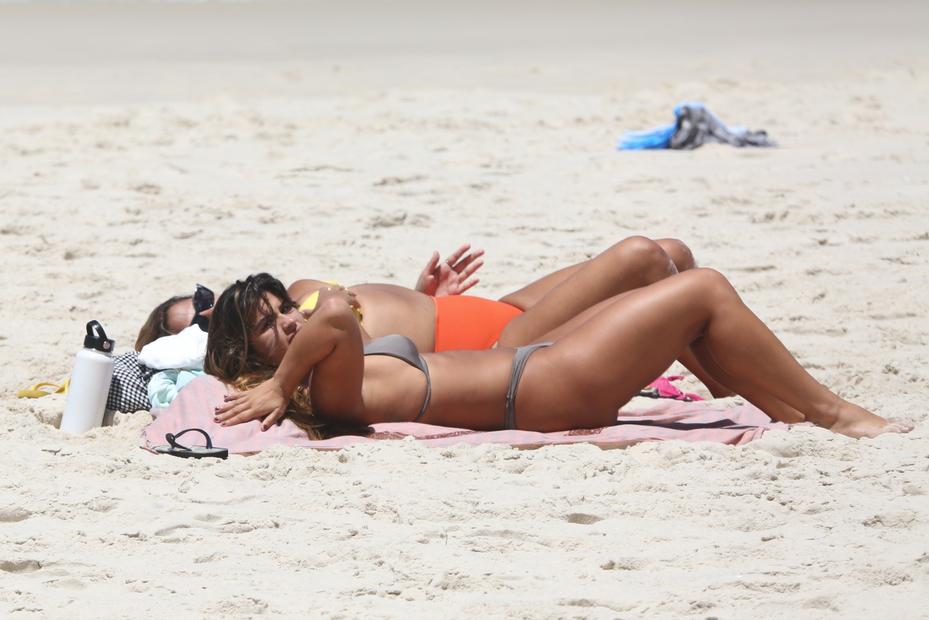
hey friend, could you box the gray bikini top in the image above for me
[363,334,431,421]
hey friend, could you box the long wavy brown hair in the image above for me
[203,273,328,439]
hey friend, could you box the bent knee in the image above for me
[684,268,737,298]
[655,238,696,272]
[609,236,675,279]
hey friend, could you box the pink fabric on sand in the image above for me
[141,375,788,454]
[643,375,704,401]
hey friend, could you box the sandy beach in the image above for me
[1,1,928,617]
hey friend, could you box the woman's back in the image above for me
[289,280,437,351]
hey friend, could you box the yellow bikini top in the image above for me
[298,280,363,323]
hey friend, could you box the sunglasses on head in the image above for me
[191,284,215,332]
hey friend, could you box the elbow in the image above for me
[339,406,377,428]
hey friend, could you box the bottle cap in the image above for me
[83,320,115,353]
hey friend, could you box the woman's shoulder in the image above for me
[287,278,332,303]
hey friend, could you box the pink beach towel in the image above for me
[141,376,787,454]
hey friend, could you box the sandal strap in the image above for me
[165,428,214,451]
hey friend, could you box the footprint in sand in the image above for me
[861,510,917,529]
[153,523,195,541]
[564,512,604,525]
[0,559,42,573]
[373,174,426,187]
[202,596,269,616]
[49,578,86,591]
[367,212,408,228]
[193,513,222,523]
[469,528,537,543]
[0,506,32,523]
[0,224,26,236]
[600,557,649,571]
[63,249,97,261]
[131,183,162,195]
[856,566,913,587]
[220,519,280,534]
[803,596,839,611]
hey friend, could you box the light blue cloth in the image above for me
[617,101,701,150]
[617,122,675,150]
[148,369,204,409]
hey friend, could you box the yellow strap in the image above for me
[17,378,69,399]
[298,290,324,313]
[298,281,363,323]
[297,280,341,312]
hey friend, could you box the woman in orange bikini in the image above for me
[139,235,730,395]
[285,236,696,352]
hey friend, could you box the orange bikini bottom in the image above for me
[432,296,523,352]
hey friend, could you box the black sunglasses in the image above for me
[191,284,215,332]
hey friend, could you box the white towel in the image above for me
[139,324,208,370]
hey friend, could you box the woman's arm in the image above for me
[215,297,365,430]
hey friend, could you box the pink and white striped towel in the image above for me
[141,375,788,454]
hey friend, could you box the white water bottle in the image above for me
[60,320,116,434]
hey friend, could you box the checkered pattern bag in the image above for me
[106,351,156,413]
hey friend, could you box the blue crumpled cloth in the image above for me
[618,102,776,150]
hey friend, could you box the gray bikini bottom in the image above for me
[503,342,552,430]
[365,335,551,429]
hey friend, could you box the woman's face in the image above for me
[249,292,303,365]
[165,299,195,335]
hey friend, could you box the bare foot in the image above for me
[825,404,914,439]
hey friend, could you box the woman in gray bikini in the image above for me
[206,273,911,440]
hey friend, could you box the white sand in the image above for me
[1,1,928,617]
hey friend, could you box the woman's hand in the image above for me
[415,243,485,296]
[214,376,289,431]
[314,285,360,314]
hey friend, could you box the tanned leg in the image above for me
[497,236,735,398]
[498,236,677,346]
[516,269,910,438]
[654,238,696,272]
[498,236,696,311]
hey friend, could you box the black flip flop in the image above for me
[153,428,228,459]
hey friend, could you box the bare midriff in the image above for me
[360,348,515,430]
[347,284,437,352]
